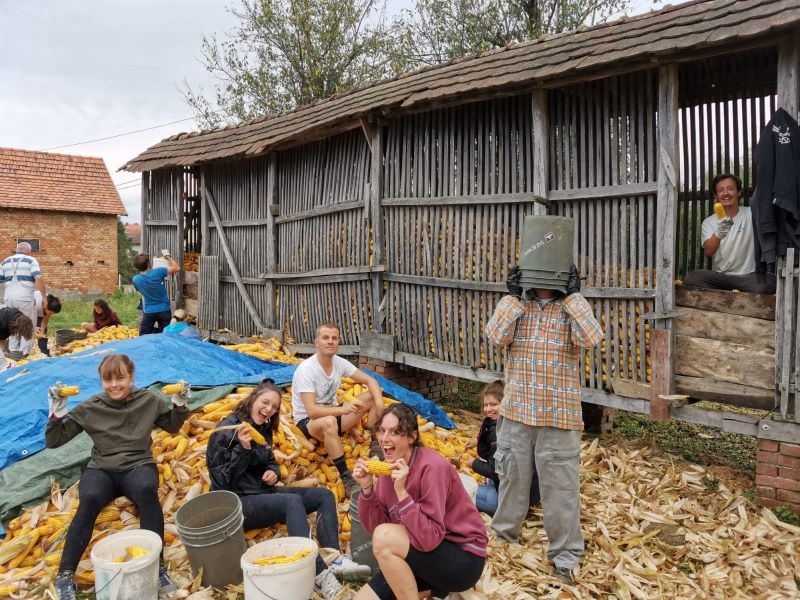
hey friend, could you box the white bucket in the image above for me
[241,537,318,600]
[459,473,479,504]
[90,529,162,600]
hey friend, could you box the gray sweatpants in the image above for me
[490,417,584,569]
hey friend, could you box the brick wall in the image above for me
[756,439,800,514]
[359,357,459,400]
[0,208,119,295]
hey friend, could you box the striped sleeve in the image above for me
[29,257,42,278]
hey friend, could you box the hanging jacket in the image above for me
[752,107,800,264]
[471,417,499,489]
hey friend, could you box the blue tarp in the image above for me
[0,335,455,472]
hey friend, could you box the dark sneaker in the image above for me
[55,570,76,600]
[341,472,360,501]
[553,566,576,585]
[158,562,177,597]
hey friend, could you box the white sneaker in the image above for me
[315,568,347,599]
[331,556,372,581]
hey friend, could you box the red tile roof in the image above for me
[125,223,142,244]
[0,147,127,215]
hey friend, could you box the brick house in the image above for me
[124,223,142,253]
[0,147,127,295]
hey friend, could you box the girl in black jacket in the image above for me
[466,381,539,515]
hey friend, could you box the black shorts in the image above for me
[295,415,343,440]
[366,539,485,599]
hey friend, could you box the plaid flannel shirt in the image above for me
[485,293,603,431]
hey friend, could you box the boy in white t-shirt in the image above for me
[684,173,776,294]
[291,322,384,499]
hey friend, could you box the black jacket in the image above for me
[752,107,800,264]
[471,417,499,489]
[206,413,281,496]
[0,307,24,341]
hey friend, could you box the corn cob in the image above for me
[245,422,267,445]
[173,437,189,459]
[366,460,394,476]
[126,546,150,559]
[252,548,311,566]
[59,386,80,397]
[0,584,19,596]
[713,202,726,219]
[162,383,185,396]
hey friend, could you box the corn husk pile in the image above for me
[55,325,139,355]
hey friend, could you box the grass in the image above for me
[48,289,141,331]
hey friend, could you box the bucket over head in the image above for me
[519,216,575,291]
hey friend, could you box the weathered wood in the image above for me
[200,170,209,256]
[609,377,651,400]
[547,182,658,201]
[371,124,385,333]
[675,306,775,349]
[675,375,776,410]
[778,34,800,120]
[360,331,395,361]
[183,283,199,299]
[198,255,220,331]
[670,405,759,436]
[209,218,273,228]
[757,419,800,444]
[144,219,178,227]
[259,265,383,280]
[286,343,360,356]
[675,286,776,320]
[381,192,537,207]
[581,389,649,414]
[650,328,674,420]
[273,199,364,224]
[676,335,774,389]
[265,154,278,329]
[184,297,199,317]
[395,351,503,383]
[780,249,794,418]
[531,89,549,217]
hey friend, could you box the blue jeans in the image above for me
[476,480,499,515]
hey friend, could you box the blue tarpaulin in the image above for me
[0,335,454,472]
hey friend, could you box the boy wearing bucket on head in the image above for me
[291,322,384,500]
[351,404,488,600]
[45,354,190,600]
[206,380,369,600]
[464,380,540,516]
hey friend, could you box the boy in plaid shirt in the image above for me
[485,264,602,585]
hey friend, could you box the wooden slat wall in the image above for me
[144,168,183,309]
[183,167,201,253]
[276,130,372,346]
[549,71,658,390]
[382,95,534,373]
[676,48,778,276]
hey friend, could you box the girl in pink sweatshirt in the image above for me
[352,404,487,600]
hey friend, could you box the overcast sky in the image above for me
[0,0,657,224]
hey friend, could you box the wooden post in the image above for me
[265,154,278,329]
[651,64,679,420]
[370,123,385,332]
[141,171,150,253]
[175,169,185,310]
[532,89,549,216]
[200,169,209,257]
[778,34,800,120]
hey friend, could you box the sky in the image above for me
[0,0,658,224]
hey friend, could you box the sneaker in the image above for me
[552,566,576,585]
[55,571,76,600]
[314,567,347,599]
[331,556,372,581]
[158,563,178,598]
[341,472,360,501]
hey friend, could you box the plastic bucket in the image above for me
[241,537,318,600]
[55,329,77,347]
[348,494,378,577]
[459,473,479,504]
[519,216,575,276]
[175,490,246,588]
[90,529,161,600]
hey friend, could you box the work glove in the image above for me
[506,266,523,298]
[566,264,581,296]
[715,217,733,240]
[161,249,171,257]
[171,380,191,407]
[48,382,69,419]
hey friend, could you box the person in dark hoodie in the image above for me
[684,173,776,294]
[80,298,122,333]
[46,354,190,600]
[465,380,540,516]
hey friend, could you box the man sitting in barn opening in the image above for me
[684,173,776,294]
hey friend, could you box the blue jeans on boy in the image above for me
[476,480,499,515]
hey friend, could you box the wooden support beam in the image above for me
[200,169,209,256]
[650,329,674,421]
[531,89,549,217]
[141,171,150,252]
[778,33,800,120]
[265,154,278,329]
[370,124,385,332]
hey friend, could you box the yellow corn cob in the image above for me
[59,386,80,397]
[162,464,172,481]
[161,383,184,396]
[366,461,394,476]
[0,584,19,596]
[113,555,127,563]
[173,437,189,459]
[126,546,150,559]
[713,202,726,219]
[8,528,39,569]
[245,422,267,445]
[252,548,311,566]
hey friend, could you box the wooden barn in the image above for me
[124,0,800,512]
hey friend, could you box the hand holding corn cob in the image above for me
[47,382,73,419]
[713,202,726,220]
[163,381,191,407]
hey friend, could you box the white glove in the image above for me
[161,249,171,257]
[171,380,191,407]
[48,382,69,419]
[716,217,734,240]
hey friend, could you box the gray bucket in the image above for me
[175,490,246,588]
[55,329,77,347]
[348,494,378,577]
[519,216,575,277]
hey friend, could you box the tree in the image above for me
[183,0,400,128]
[392,0,633,68]
[117,219,136,285]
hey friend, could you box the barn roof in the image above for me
[0,148,127,216]
[122,0,800,173]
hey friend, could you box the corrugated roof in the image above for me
[122,0,800,173]
[0,148,127,215]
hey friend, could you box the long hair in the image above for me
[94,298,111,316]
[377,403,421,447]
[233,379,282,432]
[9,314,34,340]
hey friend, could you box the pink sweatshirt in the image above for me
[358,446,488,557]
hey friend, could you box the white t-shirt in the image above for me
[700,205,755,276]
[291,354,357,422]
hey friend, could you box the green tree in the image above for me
[117,218,136,284]
[183,0,400,128]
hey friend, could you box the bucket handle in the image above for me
[94,567,124,598]
[247,574,282,600]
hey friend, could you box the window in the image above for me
[16,238,40,252]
